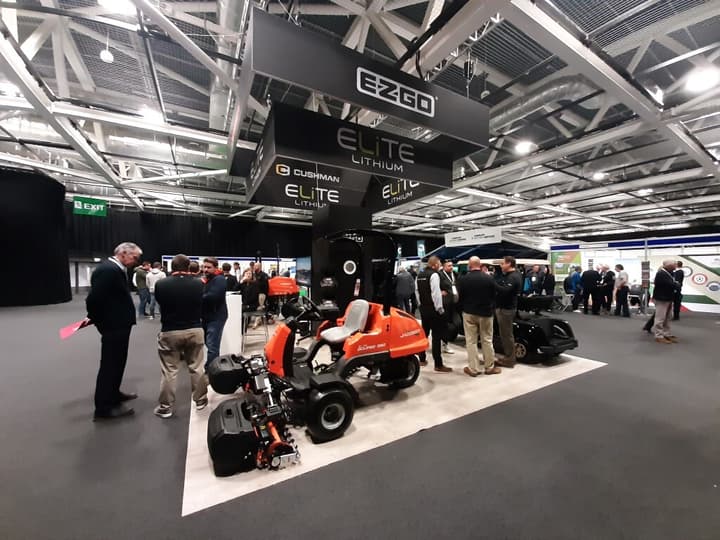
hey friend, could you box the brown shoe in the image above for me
[484,366,502,375]
[667,336,679,343]
[434,366,452,373]
[463,366,479,377]
[419,359,428,367]
[496,359,515,368]
[655,337,673,344]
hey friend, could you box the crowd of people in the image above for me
[396,255,522,377]
[85,242,272,421]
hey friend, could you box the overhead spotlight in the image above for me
[685,67,720,94]
[514,140,536,155]
[560,203,568,208]
[592,172,607,181]
[98,0,136,15]
[636,188,653,196]
[100,31,113,63]
[100,48,114,63]
[548,171,555,177]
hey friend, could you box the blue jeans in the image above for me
[148,293,157,317]
[137,288,150,316]
[203,318,226,369]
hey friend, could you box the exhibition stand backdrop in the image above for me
[1,169,70,306]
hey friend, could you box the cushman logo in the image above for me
[400,329,420,338]
[356,67,435,118]
[275,163,341,183]
[337,126,414,174]
[284,183,340,208]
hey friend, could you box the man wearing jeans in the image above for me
[457,256,500,377]
[201,257,228,369]
[153,254,208,418]
[133,261,151,317]
[494,255,522,368]
[652,259,681,344]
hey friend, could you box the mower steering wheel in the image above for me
[299,295,323,319]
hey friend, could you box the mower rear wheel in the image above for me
[306,388,354,443]
[389,355,421,389]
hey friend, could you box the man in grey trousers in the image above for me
[494,256,523,367]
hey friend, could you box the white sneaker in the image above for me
[154,405,172,419]
[442,344,455,354]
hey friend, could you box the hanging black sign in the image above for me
[363,175,445,211]
[251,158,370,210]
[248,8,489,151]
[271,103,452,187]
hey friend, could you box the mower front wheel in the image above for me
[306,387,354,443]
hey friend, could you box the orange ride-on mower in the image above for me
[206,295,428,476]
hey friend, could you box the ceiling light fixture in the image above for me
[98,0,136,16]
[685,67,720,94]
[592,172,607,181]
[99,32,114,63]
[515,140,536,155]
[636,188,653,196]
[0,82,20,96]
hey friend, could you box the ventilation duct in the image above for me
[490,76,601,133]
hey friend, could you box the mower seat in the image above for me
[320,299,369,344]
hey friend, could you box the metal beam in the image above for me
[367,12,405,58]
[0,30,143,209]
[122,168,227,186]
[503,0,720,180]
[420,0,444,32]
[20,17,56,59]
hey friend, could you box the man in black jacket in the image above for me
[458,257,500,376]
[394,267,415,312]
[221,262,238,292]
[201,257,228,369]
[416,256,452,373]
[673,261,684,320]
[580,266,602,315]
[85,242,142,420]
[600,265,615,314]
[153,254,208,419]
[652,259,681,344]
[494,255,522,368]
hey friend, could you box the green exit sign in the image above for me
[73,196,107,217]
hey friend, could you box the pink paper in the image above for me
[59,320,85,340]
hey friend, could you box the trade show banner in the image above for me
[272,103,452,187]
[247,103,453,210]
[445,227,501,247]
[247,8,489,151]
[551,250,581,277]
[72,196,107,217]
[665,255,720,313]
[363,175,445,211]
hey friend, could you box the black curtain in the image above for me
[1,169,71,306]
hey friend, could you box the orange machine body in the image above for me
[341,303,427,359]
[267,277,299,296]
[265,324,292,378]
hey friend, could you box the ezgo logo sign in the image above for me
[356,67,435,118]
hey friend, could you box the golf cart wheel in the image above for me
[389,355,421,389]
[306,388,354,443]
[515,339,540,364]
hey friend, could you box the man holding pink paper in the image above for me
[85,242,142,421]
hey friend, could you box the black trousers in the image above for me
[396,294,411,313]
[602,289,613,312]
[419,308,444,368]
[582,288,602,314]
[673,291,682,320]
[571,291,581,310]
[615,286,630,317]
[95,326,132,413]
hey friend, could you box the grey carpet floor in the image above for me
[1,299,719,540]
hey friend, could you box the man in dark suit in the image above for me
[580,266,602,315]
[85,242,142,421]
[673,261,684,320]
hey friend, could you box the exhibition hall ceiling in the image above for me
[0,0,719,241]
